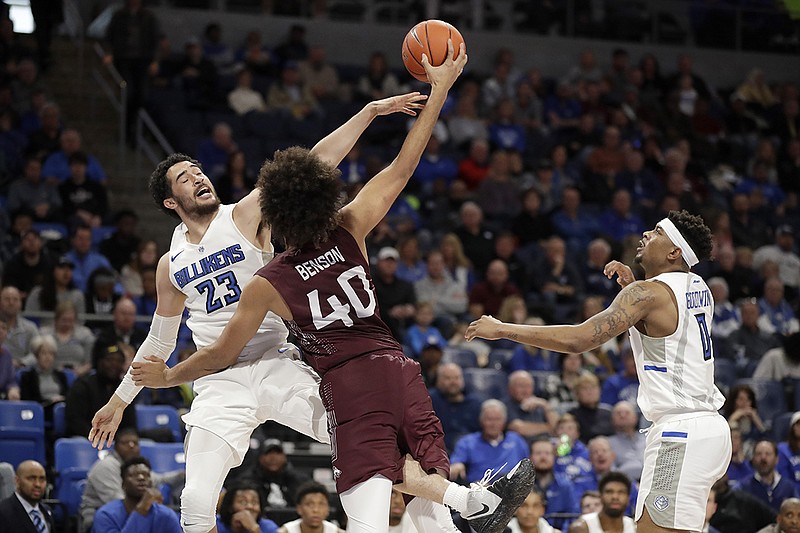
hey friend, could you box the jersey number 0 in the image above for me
[307,265,376,330]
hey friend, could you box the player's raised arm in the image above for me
[465,281,661,353]
[342,40,467,241]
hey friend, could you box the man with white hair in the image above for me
[450,399,530,483]
[708,277,740,339]
[42,129,107,183]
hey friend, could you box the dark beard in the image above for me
[603,506,625,518]
[180,196,220,218]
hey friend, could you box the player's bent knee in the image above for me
[180,485,218,533]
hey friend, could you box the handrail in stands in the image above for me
[135,108,175,177]
[91,41,127,170]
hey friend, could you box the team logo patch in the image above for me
[654,495,670,511]
[333,466,342,480]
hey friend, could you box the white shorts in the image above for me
[635,412,731,531]
[181,342,330,463]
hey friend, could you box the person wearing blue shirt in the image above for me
[530,436,580,530]
[552,414,591,483]
[450,399,530,484]
[42,129,107,183]
[64,225,113,293]
[596,190,645,246]
[777,413,800,487]
[599,348,639,407]
[216,483,278,533]
[92,457,181,533]
[735,440,799,513]
[411,136,458,197]
[404,302,448,359]
[508,343,561,373]
[428,363,482,452]
[728,427,755,484]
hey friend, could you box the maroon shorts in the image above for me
[319,351,450,493]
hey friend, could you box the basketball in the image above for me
[402,20,465,83]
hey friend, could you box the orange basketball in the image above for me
[402,20,465,83]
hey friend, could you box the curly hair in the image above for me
[257,147,343,250]
[219,482,265,527]
[667,209,713,264]
[148,153,199,220]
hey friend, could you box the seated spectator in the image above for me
[488,99,527,154]
[585,126,626,193]
[0,321,20,400]
[0,285,38,366]
[511,188,554,247]
[40,300,94,375]
[428,363,482,452]
[387,488,416,533]
[579,490,602,515]
[411,135,458,198]
[736,440,799,513]
[238,439,309,508]
[298,45,340,103]
[756,498,800,533]
[201,23,236,74]
[778,411,800,488]
[616,149,661,214]
[753,332,800,382]
[607,401,645,482]
[729,427,755,484]
[65,341,136,437]
[438,233,476,293]
[553,414,591,484]
[477,151,523,229]
[6,155,61,221]
[736,162,786,210]
[582,241,618,304]
[371,246,415,341]
[404,302,447,359]
[505,370,557,441]
[726,299,781,376]
[758,277,799,336]
[458,139,490,191]
[454,202,495,277]
[120,240,158,298]
[0,460,53,531]
[94,298,147,352]
[18,334,67,416]
[196,123,238,180]
[235,30,275,76]
[508,321,561,373]
[710,476,776,533]
[569,374,613,443]
[227,68,266,116]
[754,226,800,295]
[132,267,156,319]
[64,225,114,293]
[414,250,468,336]
[41,129,107,183]
[81,429,184,531]
[178,37,218,111]
[596,189,645,247]
[217,483,278,533]
[216,151,256,204]
[724,383,767,452]
[599,347,638,407]
[25,255,86,320]
[26,101,61,156]
[550,187,599,258]
[59,151,109,227]
[448,90,489,152]
[507,488,560,533]
[355,51,402,102]
[530,236,584,322]
[450,399,529,483]
[530,436,580,531]
[277,482,344,533]
[569,472,635,533]
[85,268,122,330]
[99,210,142,273]
[266,61,319,120]
[468,259,520,318]
[709,277,741,339]
[92,457,181,533]
[1,228,53,299]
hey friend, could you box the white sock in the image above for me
[442,482,470,514]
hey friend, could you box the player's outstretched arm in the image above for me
[131,276,281,388]
[342,40,467,242]
[89,254,186,449]
[465,281,659,353]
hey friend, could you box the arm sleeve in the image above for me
[115,314,182,404]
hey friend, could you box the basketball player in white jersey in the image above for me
[568,472,635,533]
[466,210,732,533]
[87,92,428,533]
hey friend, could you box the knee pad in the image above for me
[180,485,217,533]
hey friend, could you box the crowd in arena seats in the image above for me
[0,2,799,531]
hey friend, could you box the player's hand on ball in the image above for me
[374,92,428,117]
[465,315,502,341]
[422,39,467,89]
[131,355,169,388]
[604,260,635,287]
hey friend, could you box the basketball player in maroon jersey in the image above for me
[132,41,534,533]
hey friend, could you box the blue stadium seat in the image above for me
[443,347,478,369]
[139,441,186,503]
[463,368,508,401]
[0,400,46,468]
[244,109,289,139]
[52,402,66,438]
[736,379,787,429]
[487,349,514,371]
[714,358,737,395]
[135,404,182,442]
[53,437,106,517]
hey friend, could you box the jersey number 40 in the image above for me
[307,265,376,330]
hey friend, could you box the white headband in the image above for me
[659,218,699,267]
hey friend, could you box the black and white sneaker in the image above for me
[462,459,536,533]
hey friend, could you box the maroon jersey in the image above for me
[257,226,402,375]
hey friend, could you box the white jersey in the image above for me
[168,204,288,361]
[629,272,725,423]
[582,512,636,533]
[508,517,557,533]
[283,519,339,533]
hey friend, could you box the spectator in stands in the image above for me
[607,401,645,482]
[754,226,800,295]
[216,482,278,533]
[505,370,557,441]
[543,81,582,137]
[0,321,19,400]
[568,374,613,443]
[84,268,121,331]
[710,475,777,533]
[93,456,181,533]
[414,250,468,336]
[569,472,635,533]
[585,127,626,196]
[508,488,560,533]
[355,51,403,103]
[553,414,592,485]
[582,241,618,304]
[404,301,448,359]
[277,482,344,533]
[273,24,309,67]
[737,440,799,513]
[370,246,416,341]
[10,59,45,115]
[0,460,53,532]
[428,362,482,452]
[411,135,458,198]
[216,151,256,204]
[387,489,415,533]
[508,320,561,373]
[448,89,489,151]
[38,300,93,374]
[599,347,638,407]
[120,240,158,298]
[530,436,580,530]
[771,99,800,145]
[777,411,800,488]
[731,193,773,251]
[1,228,52,299]
[227,68,267,116]
[395,235,425,284]
[724,384,767,452]
[482,61,515,111]
[530,236,584,322]
[753,332,800,382]
[550,187,598,257]
[59,151,110,228]
[439,233,476,293]
[450,399,529,483]
[457,138,491,191]
[81,429,183,531]
[737,162,786,211]
[6,155,61,221]
[469,259,520,317]
[298,45,340,103]
[726,299,781,373]
[42,129,107,183]
[488,99,527,154]
[241,439,309,508]
[418,342,444,389]
[512,188,554,248]
[0,462,13,501]
[64,225,114,294]
[580,491,602,515]
[26,101,60,156]
[266,60,319,120]
[100,210,141,273]
[18,333,67,412]
[235,30,275,77]
[454,202,496,279]
[709,277,741,339]
[596,189,645,247]
[0,285,38,366]
[567,50,603,85]
[196,122,238,180]
[756,498,800,533]
[94,297,146,352]
[65,341,136,437]
[477,151,523,229]
[0,211,33,264]
[201,22,235,74]
[758,277,799,336]
[179,37,218,111]
[729,427,755,484]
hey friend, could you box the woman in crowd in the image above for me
[723,383,767,456]
[25,256,85,323]
[40,300,94,375]
[120,240,158,297]
[439,232,475,292]
[18,334,70,422]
